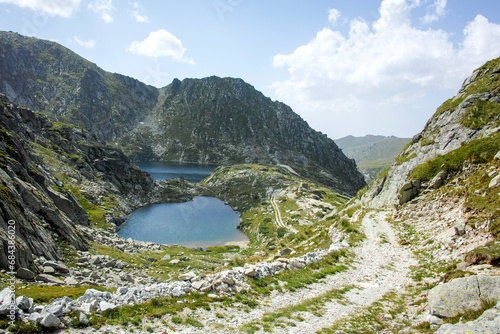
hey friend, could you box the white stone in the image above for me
[40,313,61,327]
[179,271,196,281]
[99,301,117,312]
[489,175,500,188]
[79,312,89,325]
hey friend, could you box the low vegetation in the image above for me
[410,133,500,181]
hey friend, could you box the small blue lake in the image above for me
[118,196,249,248]
[135,161,218,183]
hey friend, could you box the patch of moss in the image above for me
[15,285,112,304]
[434,57,500,117]
[465,241,500,266]
[461,100,500,130]
[411,133,500,181]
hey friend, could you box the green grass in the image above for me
[434,57,500,117]
[241,286,353,332]
[12,285,112,304]
[249,250,349,293]
[411,133,500,181]
[462,100,500,130]
[98,293,230,327]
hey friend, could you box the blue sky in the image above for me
[1,0,500,139]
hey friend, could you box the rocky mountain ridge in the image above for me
[0,92,199,272]
[362,57,500,208]
[0,31,365,195]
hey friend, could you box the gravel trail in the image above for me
[192,210,417,333]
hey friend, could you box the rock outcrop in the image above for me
[0,31,158,142]
[362,57,500,208]
[0,93,198,271]
[428,275,500,319]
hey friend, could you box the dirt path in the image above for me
[80,211,417,333]
[180,210,417,333]
[271,191,285,229]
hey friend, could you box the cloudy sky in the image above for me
[1,0,500,139]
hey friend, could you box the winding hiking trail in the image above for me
[82,210,417,333]
[271,191,285,229]
[177,210,418,333]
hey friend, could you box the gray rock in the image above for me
[428,276,500,319]
[280,248,293,256]
[36,274,63,284]
[15,296,32,311]
[43,266,56,274]
[43,261,70,273]
[179,271,196,281]
[171,287,185,297]
[64,276,79,286]
[244,267,257,277]
[117,287,128,295]
[161,254,171,261]
[40,313,61,327]
[399,180,421,205]
[489,175,500,188]
[41,304,64,317]
[430,170,448,189]
[99,301,116,312]
[494,150,500,160]
[80,301,98,314]
[28,312,43,322]
[169,259,180,265]
[79,312,89,325]
[436,302,500,333]
[16,268,35,281]
[0,288,14,305]
[454,220,467,236]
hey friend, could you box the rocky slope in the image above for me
[0,31,158,142]
[0,93,197,272]
[362,57,500,209]
[0,31,365,195]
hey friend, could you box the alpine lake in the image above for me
[117,161,249,248]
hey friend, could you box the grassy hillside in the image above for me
[336,135,411,181]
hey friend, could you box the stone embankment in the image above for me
[1,238,343,329]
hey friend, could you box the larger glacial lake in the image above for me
[135,161,218,183]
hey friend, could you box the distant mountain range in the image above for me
[0,31,365,195]
[335,135,411,182]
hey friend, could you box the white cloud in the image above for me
[328,8,341,25]
[73,36,96,48]
[129,2,149,23]
[0,0,80,17]
[422,0,447,24]
[127,29,195,64]
[88,0,113,23]
[272,0,500,138]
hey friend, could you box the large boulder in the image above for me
[398,180,421,205]
[437,301,500,334]
[428,276,500,319]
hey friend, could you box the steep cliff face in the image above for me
[362,57,500,208]
[0,93,176,271]
[0,31,158,142]
[120,77,366,195]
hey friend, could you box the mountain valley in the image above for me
[0,31,499,334]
